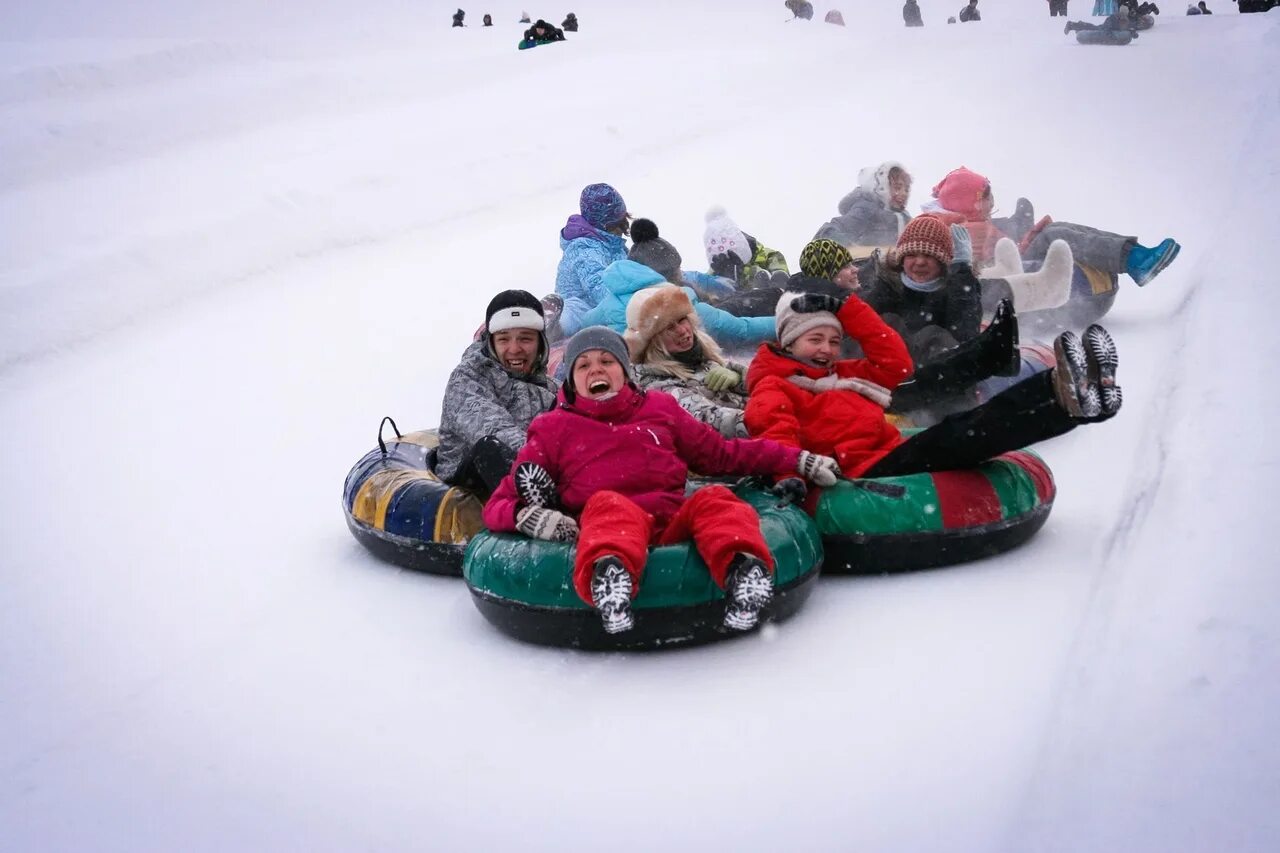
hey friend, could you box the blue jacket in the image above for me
[555,215,629,336]
[581,260,776,351]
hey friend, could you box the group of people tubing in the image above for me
[433,166,1181,636]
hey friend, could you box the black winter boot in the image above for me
[1052,330,1101,419]
[1083,325,1122,417]
[723,554,773,631]
[590,557,635,634]
[890,299,1020,413]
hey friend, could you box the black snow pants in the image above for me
[864,370,1084,477]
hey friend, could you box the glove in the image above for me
[771,477,808,506]
[709,252,744,282]
[514,462,560,509]
[797,450,841,487]
[949,224,974,265]
[704,364,742,393]
[789,292,845,314]
[750,268,773,289]
[516,506,579,542]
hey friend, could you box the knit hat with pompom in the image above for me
[702,206,752,266]
[627,219,683,283]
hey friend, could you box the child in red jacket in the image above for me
[745,291,1123,481]
[483,327,839,635]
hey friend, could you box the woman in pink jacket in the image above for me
[482,327,839,635]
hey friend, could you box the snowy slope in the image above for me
[2,2,1278,850]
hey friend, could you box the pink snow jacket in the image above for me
[483,383,801,531]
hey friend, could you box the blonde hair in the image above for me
[637,325,726,381]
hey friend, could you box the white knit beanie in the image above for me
[702,206,752,265]
[774,291,842,350]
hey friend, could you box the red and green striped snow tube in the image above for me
[342,419,485,576]
[463,484,824,651]
[813,449,1055,574]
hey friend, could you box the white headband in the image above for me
[488,306,545,334]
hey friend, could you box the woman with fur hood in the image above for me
[577,258,775,353]
[814,162,914,257]
[626,285,756,440]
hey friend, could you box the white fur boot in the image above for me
[1001,239,1074,313]
[982,237,1024,279]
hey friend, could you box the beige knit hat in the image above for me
[774,291,842,350]
[623,285,697,360]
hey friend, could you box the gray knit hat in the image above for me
[564,326,633,386]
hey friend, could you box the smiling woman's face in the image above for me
[572,349,626,399]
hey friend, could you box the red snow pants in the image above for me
[571,485,774,605]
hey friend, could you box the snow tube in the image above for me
[1022,261,1119,334]
[1075,29,1134,45]
[343,418,485,576]
[463,484,823,650]
[811,448,1056,574]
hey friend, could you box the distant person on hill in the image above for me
[1196,1,1212,11]
[825,9,846,24]
[1066,4,1140,34]
[904,0,925,25]
[483,14,493,26]
[1118,0,1162,15]
[519,11,531,23]
[785,0,816,20]
[1048,0,1070,15]
[557,184,631,336]
[959,0,982,21]
[452,9,466,27]
[519,19,566,49]
[562,13,579,31]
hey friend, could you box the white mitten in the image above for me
[797,450,841,487]
[516,506,579,542]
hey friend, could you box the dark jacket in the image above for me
[904,1,925,25]
[856,254,984,362]
[959,4,981,21]
[520,20,566,48]
[562,13,579,31]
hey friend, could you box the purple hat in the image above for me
[579,183,628,230]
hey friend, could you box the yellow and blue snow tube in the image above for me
[342,418,484,576]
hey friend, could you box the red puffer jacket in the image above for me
[483,384,801,532]
[744,297,914,478]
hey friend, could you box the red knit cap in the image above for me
[892,214,954,269]
[930,166,990,220]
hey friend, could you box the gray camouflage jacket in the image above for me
[633,361,750,439]
[435,341,558,482]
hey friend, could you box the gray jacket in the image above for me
[633,361,749,439]
[435,341,558,481]
[815,188,909,249]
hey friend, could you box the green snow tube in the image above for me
[463,484,823,651]
[814,449,1056,574]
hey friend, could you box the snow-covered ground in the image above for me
[3,1,1278,850]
